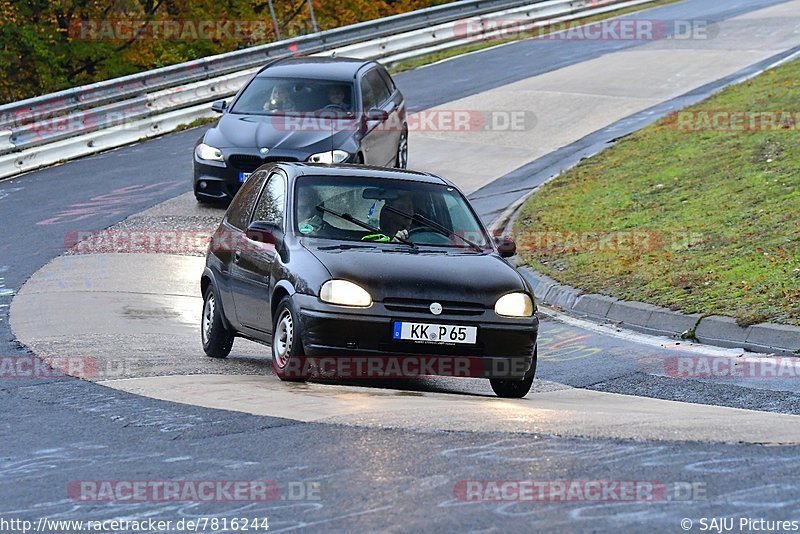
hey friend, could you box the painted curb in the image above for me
[520,267,800,355]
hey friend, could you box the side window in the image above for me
[360,69,391,109]
[360,75,376,111]
[227,171,267,230]
[377,68,396,94]
[252,172,286,226]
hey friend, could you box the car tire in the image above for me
[201,285,234,358]
[395,128,408,169]
[271,296,308,382]
[489,347,537,398]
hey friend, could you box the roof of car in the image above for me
[283,163,449,185]
[257,56,373,82]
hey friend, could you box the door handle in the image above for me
[234,250,241,263]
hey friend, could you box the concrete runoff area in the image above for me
[101,374,800,444]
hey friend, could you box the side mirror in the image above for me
[246,220,283,246]
[495,235,516,258]
[211,100,228,113]
[364,108,388,121]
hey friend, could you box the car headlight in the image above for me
[308,150,350,164]
[494,292,534,318]
[195,143,224,162]
[320,279,372,307]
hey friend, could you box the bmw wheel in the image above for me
[395,128,408,169]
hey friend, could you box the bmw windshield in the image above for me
[231,77,356,116]
[294,175,491,250]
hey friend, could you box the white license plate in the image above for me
[239,172,252,182]
[393,322,477,344]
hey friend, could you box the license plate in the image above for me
[393,322,477,344]
[239,172,252,182]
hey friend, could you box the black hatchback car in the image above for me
[200,163,539,398]
[193,57,407,202]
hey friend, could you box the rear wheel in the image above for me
[395,128,408,169]
[271,296,308,382]
[490,347,537,398]
[201,286,234,358]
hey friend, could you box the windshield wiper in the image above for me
[380,205,485,253]
[315,205,418,251]
[317,243,378,251]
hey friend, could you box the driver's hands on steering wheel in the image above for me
[392,229,409,242]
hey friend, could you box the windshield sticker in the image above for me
[299,223,314,234]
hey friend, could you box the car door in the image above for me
[230,170,286,333]
[216,170,267,330]
[359,68,395,166]
[377,66,406,166]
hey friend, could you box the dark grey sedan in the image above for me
[193,57,408,202]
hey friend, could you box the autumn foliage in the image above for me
[0,0,446,104]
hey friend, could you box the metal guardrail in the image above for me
[0,0,534,129]
[0,0,661,179]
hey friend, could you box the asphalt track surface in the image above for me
[2,0,800,531]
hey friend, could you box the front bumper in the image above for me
[292,293,538,380]
[193,149,304,201]
[193,148,357,200]
[193,157,241,201]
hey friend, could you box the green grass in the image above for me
[174,116,219,132]
[388,0,683,74]
[515,57,800,326]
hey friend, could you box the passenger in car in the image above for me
[296,188,325,234]
[264,83,295,112]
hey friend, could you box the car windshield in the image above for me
[230,77,355,115]
[294,175,490,250]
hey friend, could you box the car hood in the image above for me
[303,244,527,304]
[205,113,356,151]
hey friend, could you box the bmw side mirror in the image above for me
[246,221,283,246]
[211,100,228,113]
[364,108,388,121]
[495,235,516,258]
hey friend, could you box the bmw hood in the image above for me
[205,113,357,152]
[304,244,528,304]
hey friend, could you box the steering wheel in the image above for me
[322,103,347,111]
[407,226,451,245]
[408,226,436,237]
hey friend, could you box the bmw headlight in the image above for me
[195,143,224,162]
[308,150,350,164]
[320,280,372,307]
[494,292,534,318]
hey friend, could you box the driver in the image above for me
[325,85,349,110]
[381,193,416,242]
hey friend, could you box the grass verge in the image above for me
[515,55,800,326]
